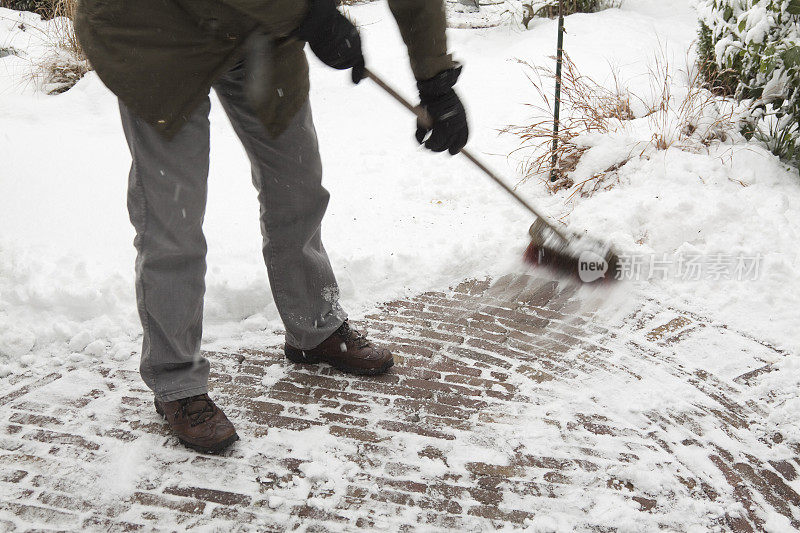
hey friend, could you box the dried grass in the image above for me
[640,49,736,153]
[49,0,81,58]
[503,53,635,193]
[504,48,737,197]
[37,0,88,94]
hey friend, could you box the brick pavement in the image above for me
[0,274,798,531]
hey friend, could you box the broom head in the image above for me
[523,220,620,283]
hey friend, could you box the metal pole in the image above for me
[550,0,565,182]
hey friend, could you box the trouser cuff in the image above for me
[155,385,209,403]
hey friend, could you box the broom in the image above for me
[364,67,621,283]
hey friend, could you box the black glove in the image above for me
[295,0,365,84]
[415,65,469,155]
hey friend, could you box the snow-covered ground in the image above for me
[1,0,798,438]
[2,2,800,531]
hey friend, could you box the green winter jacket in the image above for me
[74,0,454,138]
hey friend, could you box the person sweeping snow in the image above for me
[74,0,469,453]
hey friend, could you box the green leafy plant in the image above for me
[697,0,800,166]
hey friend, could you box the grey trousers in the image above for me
[120,62,347,402]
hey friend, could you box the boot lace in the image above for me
[338,321,371,349]
[178,395,217,427]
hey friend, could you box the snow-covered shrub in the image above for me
[505,52,739,195]
[697,0,800,165]
[0,0,80,57]
[504,54,635,191]
[33,0,87,93]
[526,0,618,17]
[2,0,87,93]
[520,0,619,26]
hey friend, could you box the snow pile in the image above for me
[562,105,800,353]
[498,0,800,354]
[745,355,800,446]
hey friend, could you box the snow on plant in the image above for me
[1,0,87,93]
[521,0,619,17]
[516,0,620,27]
[39,0,86,93]
[503,54,633,194]
[505,51,740,198]
[696,0,800,165]
[477,0,619,29]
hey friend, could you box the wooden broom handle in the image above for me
[363,68,570,244]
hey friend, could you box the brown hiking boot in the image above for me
[284,320,394,375]
[154,394,239,454]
